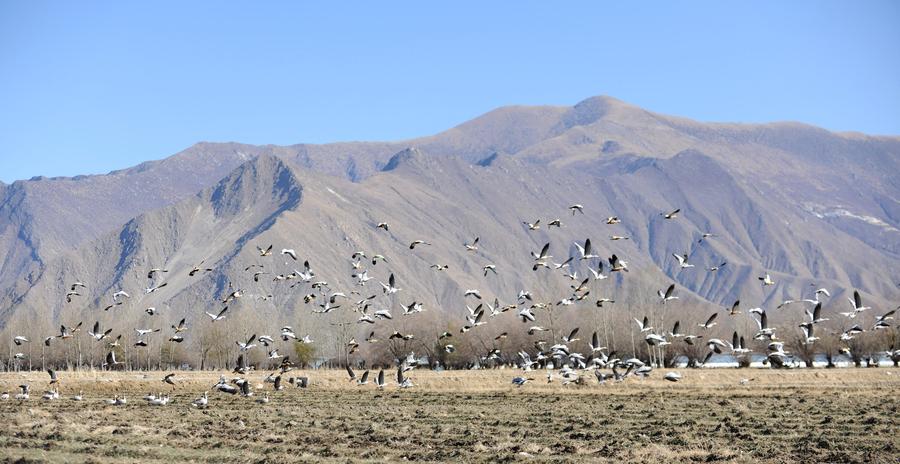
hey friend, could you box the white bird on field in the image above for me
[191,391,209,408]
[512,376,534,386]
[375,369,387,388]
[664,372,682,382]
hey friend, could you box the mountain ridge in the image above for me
[1,96,898,333]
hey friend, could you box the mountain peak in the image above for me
[208,154,302,217]
[382,147,427,172]
[573,94,626,108]
[561,95,640,129]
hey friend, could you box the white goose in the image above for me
[191,391,209,408]
[574,239,599,260]
[380,273,400,294]
[205,306,229,322]
[658,284,678,303]
[673,253,694,269]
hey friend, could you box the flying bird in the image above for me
[205,307,229,322]
[189,261,213,276]
[661,208,680,219]
[531,242,551,262]
[464,236,480,252]
[697,233,717,243]
[145,282,168,294]
[673,253,694,269]
[147,268,169,279]
[658,284,678,303]
[380,274,400,294]
[698,313,718,329]
[608,254,628,272]
[574,239,599,260]
[634,316,652,333]
[707,262,727,272]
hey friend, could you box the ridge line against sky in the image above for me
[1,1,899,183]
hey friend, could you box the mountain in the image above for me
[1,97,898,342]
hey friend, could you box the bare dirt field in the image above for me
[0,368,897,463]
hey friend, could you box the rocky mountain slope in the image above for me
[1,97,898,334]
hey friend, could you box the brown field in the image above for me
[0,368,898,463]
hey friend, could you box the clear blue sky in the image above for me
[1,1,898,183]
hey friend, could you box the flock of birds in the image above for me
[4,203,898,408]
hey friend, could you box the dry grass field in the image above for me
[0,368,897,463]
